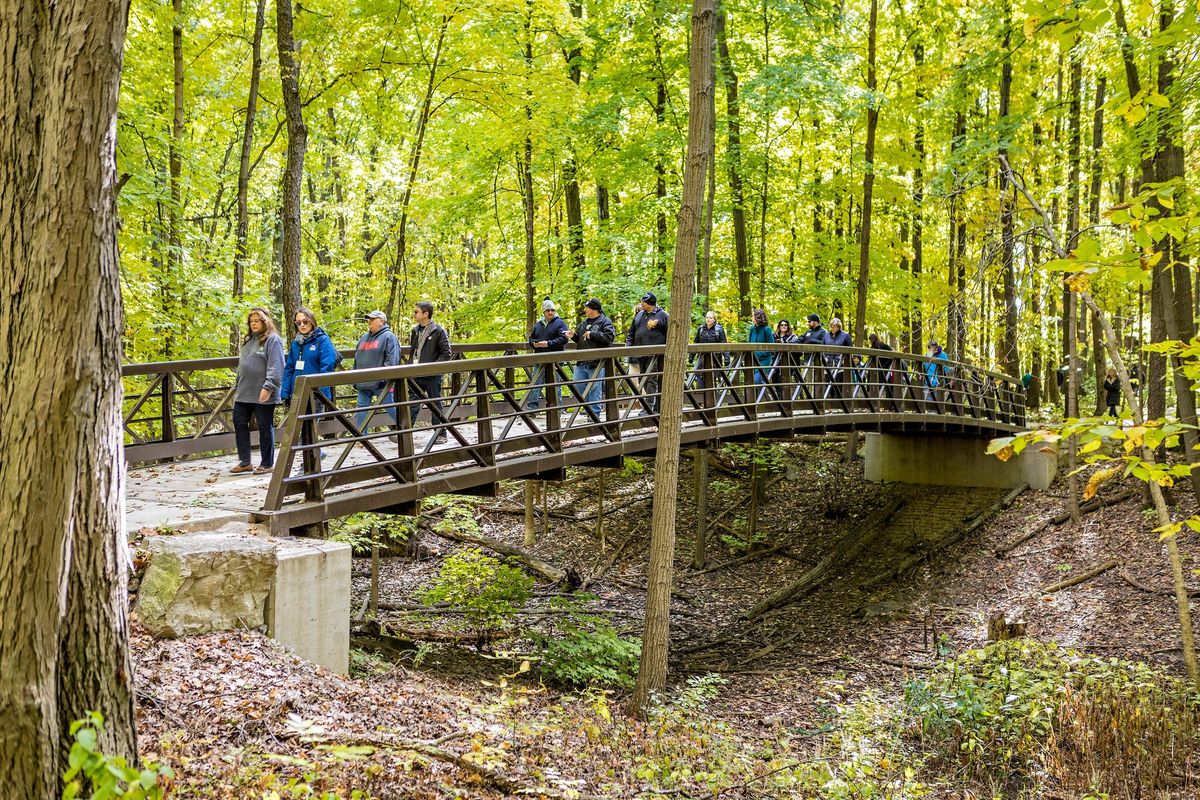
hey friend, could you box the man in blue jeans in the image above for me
[567,298,616,417]
[526,299,569,410]
[353,310,401,432]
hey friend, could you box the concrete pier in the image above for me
[864,432,1055,490]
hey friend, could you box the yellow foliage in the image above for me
[1082,465,1121,501]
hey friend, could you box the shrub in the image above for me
[62,712,173,800]
[536,613,641,690]
[420,549,533,639]
[329,512,412,555]
[904,639,1199,794]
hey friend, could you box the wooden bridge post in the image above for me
[524,481,536,546]
[693,446,708,569]
[159,371,176,461]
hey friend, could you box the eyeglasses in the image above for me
[294,319,310,327]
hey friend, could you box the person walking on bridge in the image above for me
[281,307,339,408]
[748,309,777,386]
[353,310,401,433]
[231,307,285,475]
[626,292,669,415]
[694,310,729,388]
[567,298,616,418]
[408,301,452,443]
[526,299,569,411]
[822,317,852,400]
[281,307,340,461]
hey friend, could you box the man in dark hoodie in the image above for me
[526,298,569,411]
[354,310,401,431]
[567,298,616,417]
[408,300,452,442]
[626,291,669,414]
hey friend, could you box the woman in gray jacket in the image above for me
[231,307,285,474]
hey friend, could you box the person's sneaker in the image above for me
[432,432,448,444]
[255,465,273,474]
[230,464,253,474]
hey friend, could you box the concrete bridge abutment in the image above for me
[863,432,1054,490]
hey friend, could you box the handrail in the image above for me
[120,342,528,463]
[251,343,1026,533]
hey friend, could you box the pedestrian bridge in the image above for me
[122,342,1031,535]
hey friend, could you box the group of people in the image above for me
[230,295,958,473]
[230,301,452,474]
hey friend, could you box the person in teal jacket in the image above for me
[748,308,777,385]
[281,307,340,406]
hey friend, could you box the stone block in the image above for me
[136,532,277,637]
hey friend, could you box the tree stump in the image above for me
[987,612,1026,642]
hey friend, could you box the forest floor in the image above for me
[131,437,1200,798]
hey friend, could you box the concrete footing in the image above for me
[864,432,1055,490]
[267,537,352,674]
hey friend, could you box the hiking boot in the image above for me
[230,464,253,474]
[255,465,273,474]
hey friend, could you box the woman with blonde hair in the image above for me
[231,307,285,474]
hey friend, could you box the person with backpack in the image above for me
[353,310,401,432]
[408,300,452,443]
[625,292,668,414]
[526,299,569,411]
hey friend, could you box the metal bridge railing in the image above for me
[257,343,1025,529]
[120,343,525,464]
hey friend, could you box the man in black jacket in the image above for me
[408,300,452,442]
[527,299,569,410]
[625,292,668,414]
[567,298,616,417]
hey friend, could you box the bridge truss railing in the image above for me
[260,343,1025,528]
[120,343,526,464]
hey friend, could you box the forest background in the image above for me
[116,0,1197,414]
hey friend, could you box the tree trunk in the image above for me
[632,0,714,715]
[1065,51,1082,522]
[521,4,537,329]
[166,0,184,357]
[386,14,449,321]
[562,0,585,288]
[715,2,751,323]
[0,1,136,793]
[853,0,877,348]
[697,40,717,310]
[276,0,306,341]
[233,0,265,352]
[998,2,1019,376]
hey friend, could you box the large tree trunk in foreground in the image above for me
[0,2,136,795]
[631,0,715,715]
[276,0,306,340]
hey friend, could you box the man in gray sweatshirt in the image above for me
[354,310,401,431]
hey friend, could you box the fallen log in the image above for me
[1039,559,1120,594]
[996,489,1137,557]
[744,496,907,619]
[581,532,636,590]
[427,526,566,583]
[685,542,797,577]
[287,730,548,797]
[1119,569,1200,598]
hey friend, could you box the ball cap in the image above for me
[584,298,603,312]
[806,313,821,323]
[366,310,387,321]
[542,299,556,311]
[641,292,657,306]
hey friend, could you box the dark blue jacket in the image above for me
[354,325,402,392]
[282,327,339,402]
[529,315,569,351]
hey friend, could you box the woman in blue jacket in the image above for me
[281,307,340,407]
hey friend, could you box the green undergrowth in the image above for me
[903,639,1200,797]
[328,512,413,555]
